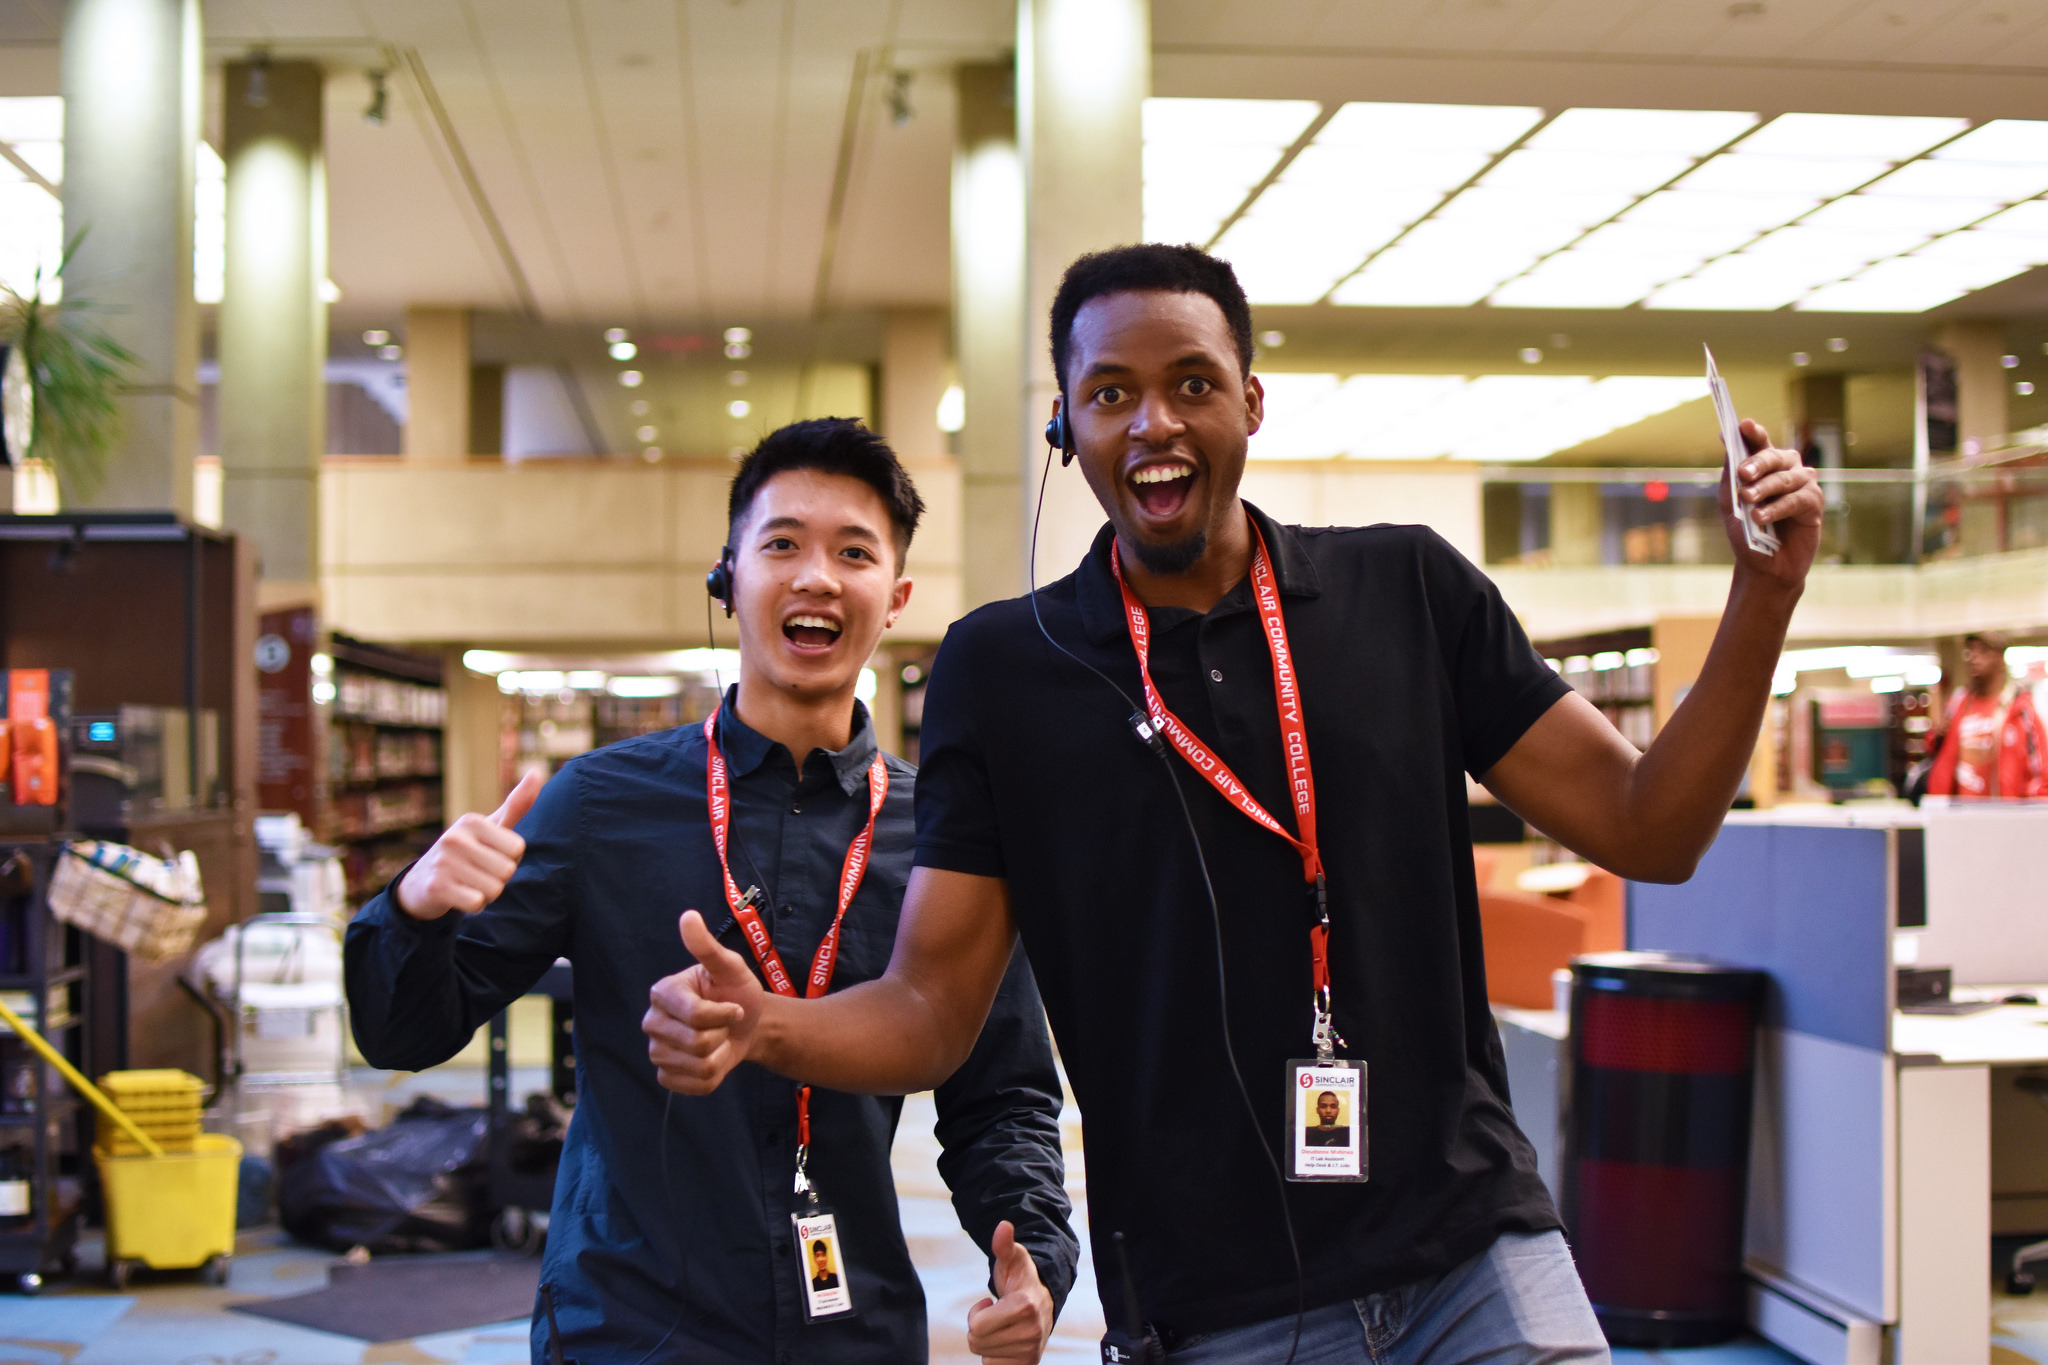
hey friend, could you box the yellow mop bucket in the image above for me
[0,998,240,1286]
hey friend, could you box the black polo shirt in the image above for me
[913,504,1570,1338]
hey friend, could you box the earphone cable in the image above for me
[1026,441,1305,1365]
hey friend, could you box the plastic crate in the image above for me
[96,1070,204,1156]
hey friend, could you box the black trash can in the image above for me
[1560,951,1766,1348]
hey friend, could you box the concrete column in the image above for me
[1549,482,1603,567]
[404,306,472,456]
[60,0,201,515]
[880,309,948,459]
[1934,321,2009,456]
[441,651,507,818]
[953,63,1027,606]
[1017,0,1149,580]
[469,363,504,456]
[219,57,326,596]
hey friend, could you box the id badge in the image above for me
[792,1209,854,1321]
[1287,1060,1367,1182]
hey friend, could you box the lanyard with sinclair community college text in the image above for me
[701,706,888,1199]
[1110,519,1344,1063]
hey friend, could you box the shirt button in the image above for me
[779,905,794,919]
[1209,668,1224,683]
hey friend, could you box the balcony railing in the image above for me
[1482,448,2048,567]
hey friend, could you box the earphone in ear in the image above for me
[704,545,735,617]
[1043,408,1075,467]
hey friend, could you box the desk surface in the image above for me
[1894,991,2048,1065]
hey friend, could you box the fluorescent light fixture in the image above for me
[498,672,521,694]
[1622,189,1820,233]
[1216,190,1442,304]
[1524,107,1758,156]
[194,141,225,304]
[1862,158,2048,203]
[1572,219,1762,262]
[1480,149,1696,196]
[1434,186,1639,229]
[663,648,744,676]
[1797,192,2003,236]
[514,671,566,691]
[1246,372,1700,461]
[1905,663,1945,686]
[567,670,608,689]
[1142,97,1319,246]
[1743,224,1936,264]
[1674,153,1892,199]
[1870,676,1906,694]
[1910,229,2048,272]
[0,181,62,302]
[1142,97,1321,149]
[1648,252,1853,310]
[0,97,62,145]
[1491,250,1696,308]
[1333,246,1534,307]
[1799,254,2022,312]
[1976,199,2048,235]
[727,399,750,418]
[1315,101,1542,150]
[1732,113,1969,161]
[1286,143,1494,195]
[606,676,682,698]
[463,649,516,673]
[1931,120,2048,164]
[936,384,964,434]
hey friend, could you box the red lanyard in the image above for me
[1111,520,1341,1052]
[702,706,888,1147]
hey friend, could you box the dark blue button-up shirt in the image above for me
[345,695,1076,1364]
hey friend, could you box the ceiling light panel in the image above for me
[1673,153,1892,199]
[1799,192,2003,236]
[0,97,61,146]
[1743,224,1937,263]
[1246,374,1701,461]
[1314,101,1543,150]
[1522,107,1759,156]
[1621,188,1821,233]
[1490,251,1697,308]
[1863,158,2048,203]
[1479,149,1696,196]
[1647,252,1854,310]
[1797,256,1999,313]
[1930,120,2048,164]
[1731,113,1969,161]
[1141,98,1319,248]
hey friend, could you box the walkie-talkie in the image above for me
[1099,1232,1164,1364]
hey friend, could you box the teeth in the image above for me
[1131,465,1192,485]
[787,614,841,633]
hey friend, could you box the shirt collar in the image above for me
[1073,500,1322,644]
[714,685,879,795]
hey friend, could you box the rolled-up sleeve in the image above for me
[344,762,581,1072]
[932,939,1079,1314]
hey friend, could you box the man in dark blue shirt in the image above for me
[346,418,1077,1365]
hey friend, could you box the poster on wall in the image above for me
[1915,349,1960,561]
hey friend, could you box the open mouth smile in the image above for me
[1128,461,1196,519]
[782,613,843,651]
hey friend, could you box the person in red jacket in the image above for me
[1927,631,2048,799]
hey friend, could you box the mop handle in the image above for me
[0,997,162,1158]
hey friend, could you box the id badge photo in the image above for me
[1287,1059,1367,1182]
[792,1209,855,1321]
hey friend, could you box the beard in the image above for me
[1130,529,1208,576]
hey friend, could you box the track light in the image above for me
[364,69,389,127]
[244,50,271,109]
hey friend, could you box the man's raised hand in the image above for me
[644,910,766,1095]
[965,1220,1055,1363]
[394,770,543,921]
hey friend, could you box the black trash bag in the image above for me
[278,1097,492,1254]
[508,1092,568,1178]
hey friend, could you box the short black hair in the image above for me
[1048,243,1255,395]
[727,417,925,566]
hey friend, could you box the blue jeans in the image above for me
[1167,1230,1609,1364]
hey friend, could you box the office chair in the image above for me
[2009,1074,2048,1295]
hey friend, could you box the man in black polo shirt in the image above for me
[649,248,1823,1361]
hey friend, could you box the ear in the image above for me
[1243,372,1266,439]
[885,575,914,628]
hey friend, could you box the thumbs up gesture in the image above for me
[965,1220,1054,1363]
[643,910,766,1095]
[394,771,543,921]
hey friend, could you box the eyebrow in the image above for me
[756,515,883,543]
[1079,351,1225,382]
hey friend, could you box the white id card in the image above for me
[1287,1060,1367,1182]
[1706,344,1779,557]
[792,1210,854,1320]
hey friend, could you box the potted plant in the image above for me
[0,233,137,509]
